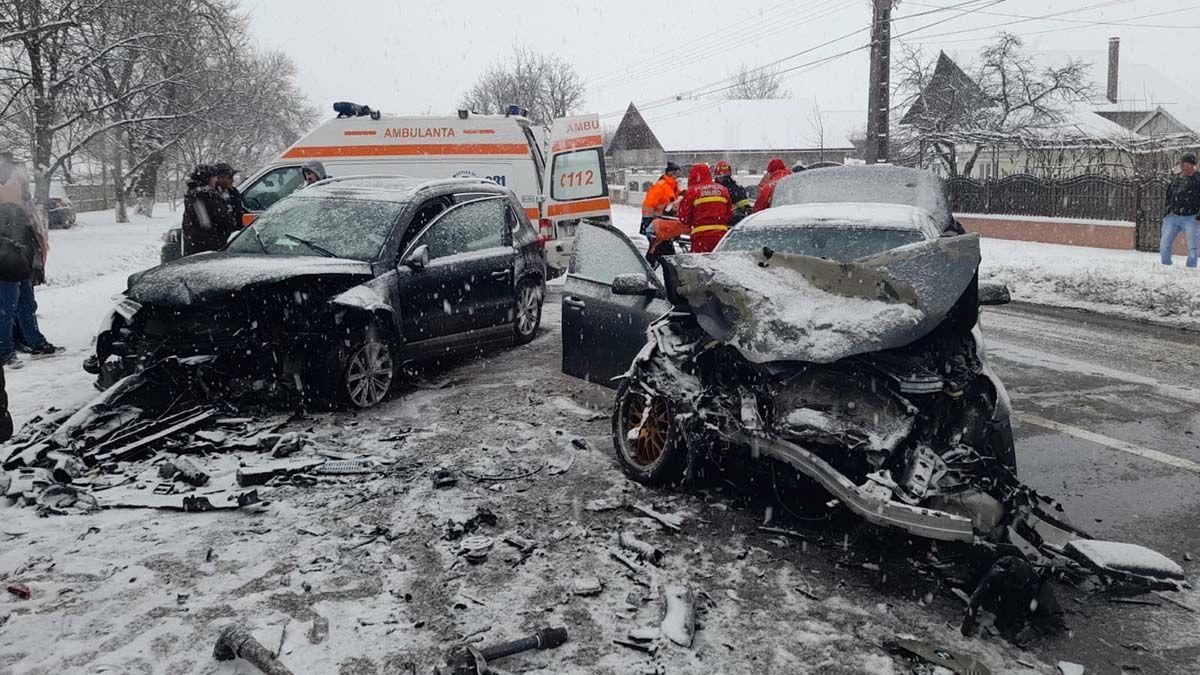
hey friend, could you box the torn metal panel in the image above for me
[125,254,371,306]
[102,488,260,512]
[662,235,979,364]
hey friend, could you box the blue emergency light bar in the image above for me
[334,101,380,119]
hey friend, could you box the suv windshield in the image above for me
[718,226,925,262]
[228,196,404,261]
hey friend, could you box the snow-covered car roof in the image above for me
[298,176,508,202]
[736,202,943,240]
[773,165,953,226]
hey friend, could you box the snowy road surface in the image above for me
[1,208,1198,673]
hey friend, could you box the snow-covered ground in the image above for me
[611,204,1200,330]
[6,206,175,427]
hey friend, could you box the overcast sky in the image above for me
[244,0,1200,130]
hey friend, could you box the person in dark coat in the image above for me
[181,164,237,255]
[0,152,59,369]
[1162,153,1200,267]
[214,162,246,227]
[713,161,751,227]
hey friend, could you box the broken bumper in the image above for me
[743,431,978,542]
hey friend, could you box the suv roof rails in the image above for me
[308,175,503,191]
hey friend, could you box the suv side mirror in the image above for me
[978,280,1011,306]
[612,273,658,297]
[403,244,429,270]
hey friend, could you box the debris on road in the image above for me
[631,503,684,532]
[573,576,603,596]
[889,639,992,675]
[1057,661,1086,675]
[6,583,31,600]
[213,624,295,675]
[660,585,695,647]
[618,530,664,565]
[436,626,569,675]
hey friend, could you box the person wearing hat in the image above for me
[1162,153,1200,268]
[299,160,328,188]
[640,162,682,235]
[713,161,751,227]
[181,163,237,256]
[752,158,792,213]
[214,162,246,227]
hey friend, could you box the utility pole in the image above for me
[865,0,894,164]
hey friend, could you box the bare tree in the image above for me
[460,45,585,126]
[895,33,1093,176]
[807,98,826,162]
[724,64,790,100]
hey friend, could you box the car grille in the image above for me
[136,302,260,358]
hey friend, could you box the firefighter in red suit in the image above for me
[752,157,792,212]
[679,163,732,253]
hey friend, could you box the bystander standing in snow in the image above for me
[1162,153,1200,268]
[0,152,61,369]
[214,163,246,227]
[752,158,791,213]
[181,164,237,255]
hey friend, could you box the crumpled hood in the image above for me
[662,234,980,364]
[126,253,373,306]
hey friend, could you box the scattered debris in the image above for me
[6,584,31,599]
[436,626,568,675]
[307,616,329,645]
[158,457,210,487]
[573,576,603,596]
[462,464,543,482]
[618,531,664,565]
[213,624,295,675]
[631,503,684,532]
[1057,662,1085,675]
[459,535,495,563]
[431,468,458,489]
[660,585,695,647]
[445,508,498,541]
[889,639,992,675]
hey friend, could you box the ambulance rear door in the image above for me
[541,113,610,273]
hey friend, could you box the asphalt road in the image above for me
[555,290,1200,673]
[979,302,1200,674]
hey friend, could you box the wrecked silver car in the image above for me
[560,198,1183,633]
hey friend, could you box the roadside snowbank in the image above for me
[980,239,1200,330]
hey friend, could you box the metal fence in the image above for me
[945,174,1173,251]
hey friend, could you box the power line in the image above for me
[905,0,1200,29]
[897,0,1140,42]
[589,0,860,95]
[587,0,835,89]
[905,5,1200,44]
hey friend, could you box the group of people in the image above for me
[639,157,798,264]
[180,159,326,256]
[0,152,61,371]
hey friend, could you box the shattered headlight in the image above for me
[113,297,142,322]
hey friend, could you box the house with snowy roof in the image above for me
[605,99,863,172]
[901,38,1199,178]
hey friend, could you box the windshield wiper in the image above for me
[282,234,337,258]
[250,227,268,253]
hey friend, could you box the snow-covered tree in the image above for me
[460,45,586,126]
[895,33,1093,176]
[724,64,790,100]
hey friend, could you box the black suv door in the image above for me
[396,196,515,342]
[561,221,671,388]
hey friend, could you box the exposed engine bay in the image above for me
[612,241,1185,635]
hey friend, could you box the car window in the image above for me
[416,197,506,260]
[718,226,925,262]
[570,223,651,285]
[241,166,305,211]
[550,148,606,201]
[227,196,404,260]
[402,196,452,250]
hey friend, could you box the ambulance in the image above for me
[230,102,610,275]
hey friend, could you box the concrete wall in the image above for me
[957,213,1191,254]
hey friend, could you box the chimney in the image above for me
[1107,37,1120,104]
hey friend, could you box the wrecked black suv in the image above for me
[89,177,546,408]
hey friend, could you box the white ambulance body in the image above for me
[235,104,609,273]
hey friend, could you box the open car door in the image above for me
[561,221,671,388]
[541,114,611,272]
